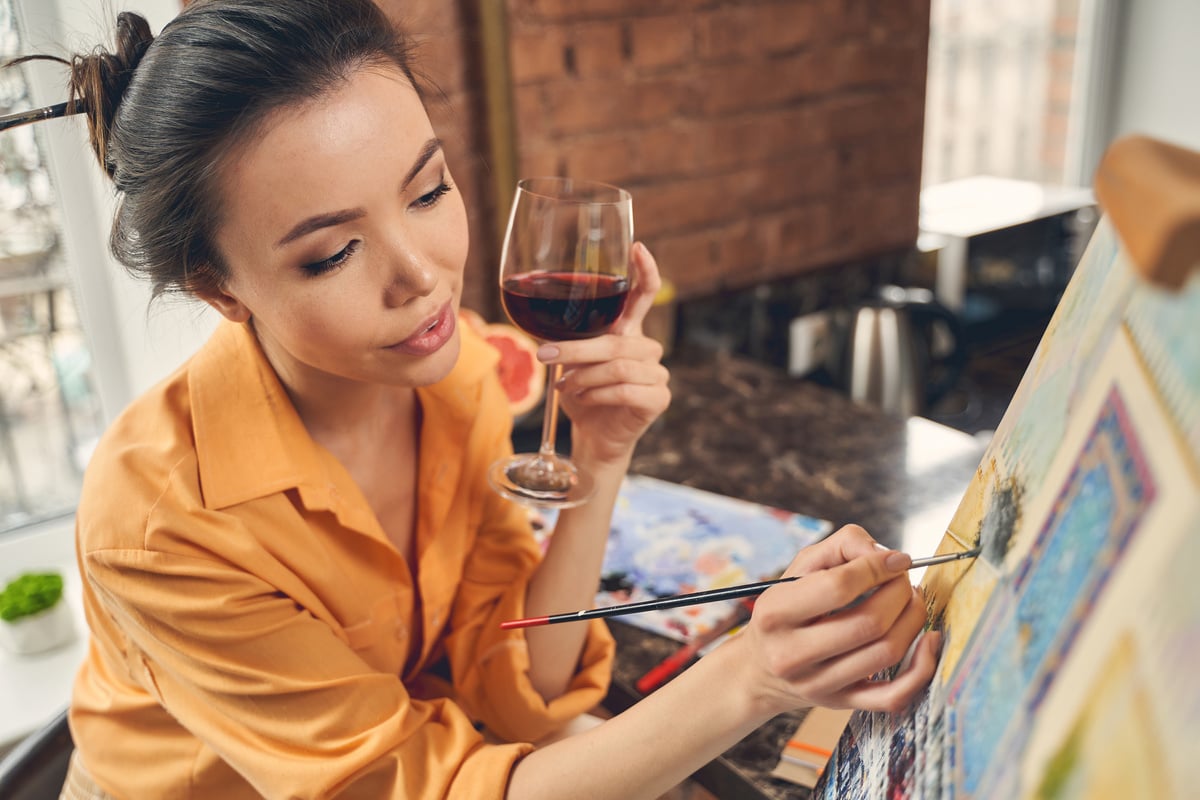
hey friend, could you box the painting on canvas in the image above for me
[813,201,1200,798]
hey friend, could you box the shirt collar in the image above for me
[188,319,499,512]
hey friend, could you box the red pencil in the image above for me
[635,599,754,694]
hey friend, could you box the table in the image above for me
[605,354,986,798]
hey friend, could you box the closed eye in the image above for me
[413,181,453,210]
[302,239,360,277]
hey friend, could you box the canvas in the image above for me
[813,146,1200,799]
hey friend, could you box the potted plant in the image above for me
[0,571,76,655]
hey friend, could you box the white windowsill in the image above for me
[0,517,85,751]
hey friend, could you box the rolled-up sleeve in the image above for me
[84,543,533,800]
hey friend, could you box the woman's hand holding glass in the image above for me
[488,177,668,507]
[537,241,671,469]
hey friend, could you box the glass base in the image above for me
[487,453,595,509]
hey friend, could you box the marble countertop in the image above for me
[607,354,986,798]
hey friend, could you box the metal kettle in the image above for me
[832,286,967,417]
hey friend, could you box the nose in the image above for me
[381,241,437,308]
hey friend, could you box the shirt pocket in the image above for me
[340,592,407,674]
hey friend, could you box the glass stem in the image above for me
[538,362,563,458]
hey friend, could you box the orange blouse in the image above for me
[68,321,614,799]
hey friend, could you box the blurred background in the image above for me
[1,0,1197,536]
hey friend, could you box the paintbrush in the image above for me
[501,548,981,629]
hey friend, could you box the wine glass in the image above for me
[488,177,633,508]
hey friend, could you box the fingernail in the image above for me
[537,344,559,361]
[885,551,911,571]
[874,542,889,551]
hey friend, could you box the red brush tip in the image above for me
[500,616,551,630]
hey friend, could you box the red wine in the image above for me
[502,271,630,340]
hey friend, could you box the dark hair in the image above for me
[29,0,419,299]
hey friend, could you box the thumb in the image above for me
[611,242,661,336]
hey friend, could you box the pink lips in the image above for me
[388,302,456,356]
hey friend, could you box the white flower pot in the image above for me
[0,599,76,655]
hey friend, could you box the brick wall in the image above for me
[505,0,931,300]
[1042,0,1079,180]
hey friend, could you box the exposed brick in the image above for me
[649,221,765,299]
[875,0,933,32]
[827,184,919,258]
[829,41,926,91]
[717,221,770,279]
[738,153,839,212]
[378,0,462,35]
[529,73,696,137]
[636,124,701,181]
[698,106,830,173]
[825,91,923,140]
[516,140,565,179]
[509,0,716,24]
[632,175,741,239]
[573,21,627,77]
[561,132,639,185]
[647,229,721,292]
[495,0,928,298]
[630,14,695,71]
[772,203,835,267]
[512,84,549,141]
[697,51,822,115]
[751,1,821,54]
[533,79,625,136]
[509,26,571,84]
[817,0,875,38]
[694,6,751,62]
[836,128,924,188]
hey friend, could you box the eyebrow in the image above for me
[403,137,444,192]
[273,137,445,249]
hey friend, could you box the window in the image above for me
[923,0,1087,188]
[0,0,104,532]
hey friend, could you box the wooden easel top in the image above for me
[1095,135,1200,291]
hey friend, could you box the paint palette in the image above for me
[535,474,832,642]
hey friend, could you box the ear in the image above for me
[197,283,252,324]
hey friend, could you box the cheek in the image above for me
[440,192,471,279]
[264,285,366,355]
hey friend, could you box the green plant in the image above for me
[0,572,64,622]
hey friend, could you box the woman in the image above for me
[14,1,940,797]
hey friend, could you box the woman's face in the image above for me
[207,66,469,390]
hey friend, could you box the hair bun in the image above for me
[70,12,154,177]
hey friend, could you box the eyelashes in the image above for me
[414,180,453,209]
[302,239,360,276]
[298,180,455,277]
